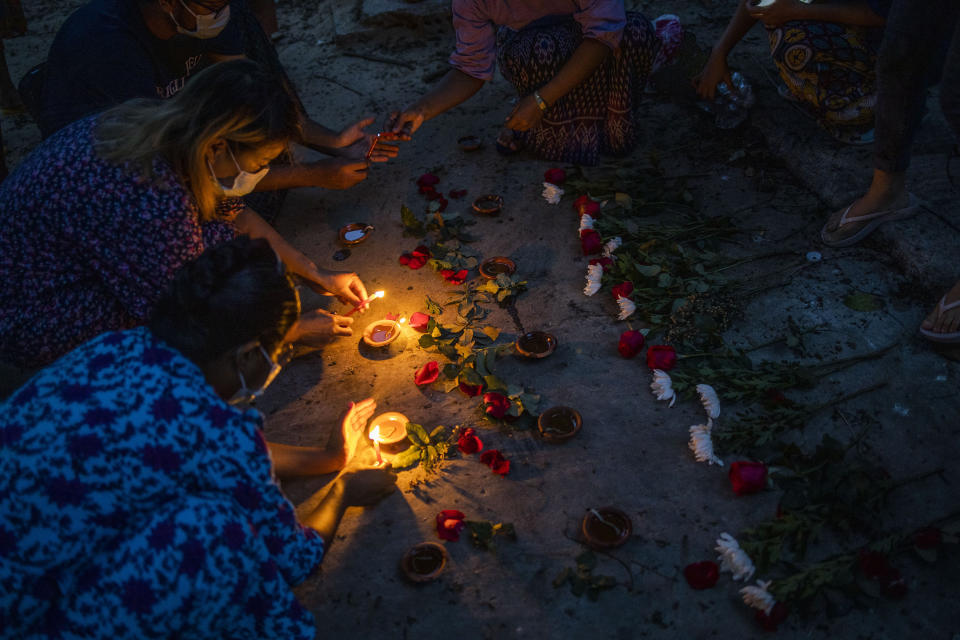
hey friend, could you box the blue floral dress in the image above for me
[0,327,324,638]
[0,115,240,369]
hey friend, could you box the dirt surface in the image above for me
[2,2,959,639]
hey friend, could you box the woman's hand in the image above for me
[336,459,397,506]
[387,108,425,139]
[304,270,369,307]
[289,309,354,346]
[504,95,543,131]
[746,0,806,27]
[693,51,735,101]
[339,398,377,461]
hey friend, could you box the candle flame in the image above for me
[371,290,385,300]
[399,317,407,324]
[369,425,382,441]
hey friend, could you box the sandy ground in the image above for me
[2,1,959,639]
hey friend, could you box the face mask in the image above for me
[168,0,230,40]
[208,144,270,197]
[228,344,283,405]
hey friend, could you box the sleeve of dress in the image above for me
[199,407,326,586]
[448,0,497,81]
[574,0,627,49]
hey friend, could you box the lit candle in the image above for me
[345,290,385,317]
[369,425,384,465]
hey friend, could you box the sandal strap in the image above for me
[939,295,960,312]
[838,204,901,227]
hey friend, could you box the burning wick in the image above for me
[345,290,384,316]
[369,425,384,465]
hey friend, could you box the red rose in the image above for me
[436,509,465,541]
[683,561,719,590]
[417,173,439,188]
[399,245,431,270]
[880,569,908,599]
[858,550,891,580]
[544,168,566,185]
[424,188,443,201]
[437,197,449,212]
[755,602,789,632]
[414,361,440,386]
[409,312,430,332]
[479,449,510,476]
[458,381,483,397]
[419,184,438,196]
[580,229,603,255]
[441,269,469,285]
[573,195,601,218]
[913,527,942,549]
[618,330,645,358]
[449,189,468,199]
[646,345,677,371]
[611,281,634,300]
[729,461,768,496]
[457,428,483,455]
[589,256,613,271]
[483,392,510,419]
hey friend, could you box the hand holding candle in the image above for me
[369,425,384,465]
[345,290,385,316]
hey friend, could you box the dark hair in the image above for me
[149,236,300,363]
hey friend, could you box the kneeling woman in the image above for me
[0,237,396,638]
[389,1,682,165]
[0,59,365,370]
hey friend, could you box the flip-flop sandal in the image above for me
[820,193,920,248]
[919,296,960,343]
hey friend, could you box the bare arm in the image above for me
[748,0,885,28]
[267,442,345,477]
[389,69,486,135]
[694,0,757,99]
[301,461,397,547]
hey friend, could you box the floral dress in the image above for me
[0,115,240,369]
[0,326,325,638]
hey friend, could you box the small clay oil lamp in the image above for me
[368,411,410,453]
[536,406,582,443]
[338,223,374,246]
[581,507,632,550]
[401,542,449,583]
[472,194,503,216]
[362,317,404,348]
[479,257,516,280]
[457,135,482,152]
[515,331,557,358]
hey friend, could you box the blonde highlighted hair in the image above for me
[95,59,302,222]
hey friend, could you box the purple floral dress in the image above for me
[0,115,240,369]
[0,326,325,638]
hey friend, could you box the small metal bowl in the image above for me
[515,331,556,358]
[401,542,449,583]
[362,320,402,347]
[472,194,503,216]
[537,406,582,443]
[581,507,632,550]
[479,257,516,280]
[458,135,482,152]
[338,223,374,246]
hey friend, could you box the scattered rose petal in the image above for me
[457,428,483,455]
[544,168,566,185]
[580,229,603,255]
[483,392,510,419]
[458,381,483,397]
[449,189,468,199]
[419,184,438,196]
[409,312,430,332]
[618,330,645,358]
[646,345,677,371]
[400,245,431,270]
[683,561,719,590]
[729,461,768,496]
[414,361,440,386]
[385,313,400,321]
[573,195,601,218]
[612,281,634,300]
[436,197,449,211]
[440,268,469,285]
[424,189,443,201]
[479,449,510,476]
[436,509,465,541]
[417,173,439,188]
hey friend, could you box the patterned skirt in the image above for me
[767,20,881,140]
[496,13,677,166]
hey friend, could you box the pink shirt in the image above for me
[449,0,626,80]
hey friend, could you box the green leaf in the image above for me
[484,375,508,391]
[425,296,443,315]
[407,423,429,446]
[400,205,424,236]
[495,274,513,288]
[576,551,597,572]
[553,568,572,588]
[519,393,540,415]
[635,264,661,277]
[481,326,501,341]
[466,520,495,550]
[429,425,446,440]
[442,363,459,379]
[418,334,435,349]
[391,445,422,469]
[436,377,460,393]
[843,291,883,312]
[459,367,483,386]
[506,384,524,398]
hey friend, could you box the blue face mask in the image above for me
[168,0,230,39]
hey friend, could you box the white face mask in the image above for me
[209,144,270,197]
[168,0,230,39]
[228,344,283,405]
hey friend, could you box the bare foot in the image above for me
[821,188,913,246]
[921,279,960,338]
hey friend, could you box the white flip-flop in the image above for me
[919,295,960,344]
[820,193,920,248]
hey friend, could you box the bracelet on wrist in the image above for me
[533,90,550,112]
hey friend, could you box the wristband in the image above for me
[533,90,549,112]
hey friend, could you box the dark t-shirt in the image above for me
[38,0,243,137]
